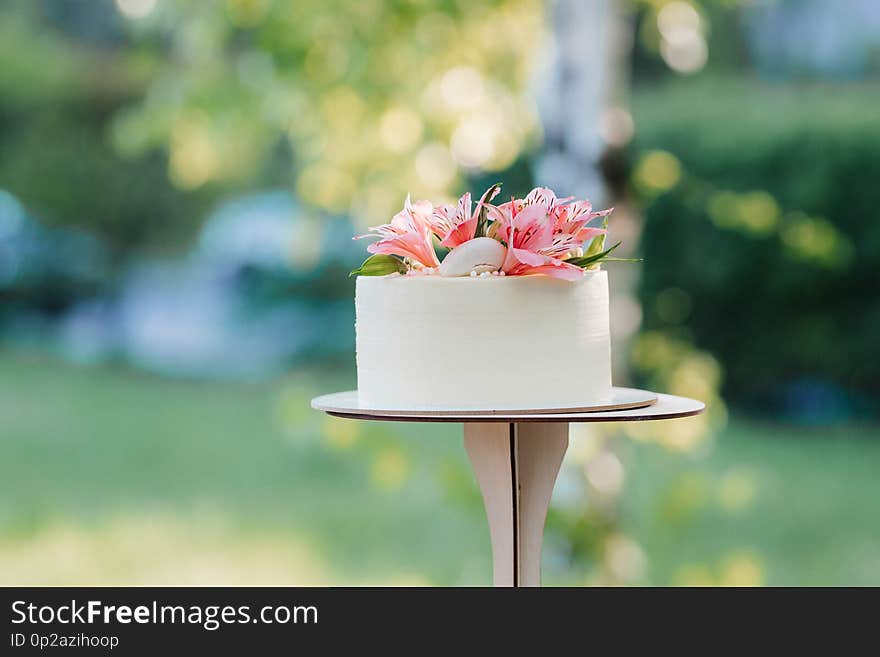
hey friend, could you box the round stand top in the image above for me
[311,389,705,423]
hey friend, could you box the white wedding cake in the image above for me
[356,272,612,410]
[351,184,621,411]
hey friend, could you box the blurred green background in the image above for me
[1,0,878,585]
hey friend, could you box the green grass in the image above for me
[1,349,878,585]
[619,421,880,585]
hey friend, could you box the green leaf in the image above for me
[567,241,621,269]
[475,182,502,237]
[601,257,643,263]
[584,214,610,257]
[349,254,407,277]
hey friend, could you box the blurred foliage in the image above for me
[0,0,544,256]
[0,1,216,258]
[629,0,742,80]
[629,78,880,413]
[110,0,543,222]
[0,2,204,258]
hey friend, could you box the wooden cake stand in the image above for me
[311,388,705,587]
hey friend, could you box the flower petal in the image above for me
[510,247,551,267]
[509,260,585,280]
[439,215,479,248]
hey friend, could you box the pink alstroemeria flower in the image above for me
[488,202,585,281]
[552,200,612,244]
[430,184,501,248]
[354,196,440,268]
[496,186,569,218]
[487,186,615,280]
[497,186,612,254]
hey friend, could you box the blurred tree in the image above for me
[0,0,215,259]
[630,80,880,415]
[528,0,728,585]
[0,0,546,254]
[108,0,546,226]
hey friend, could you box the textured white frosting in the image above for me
[355,271,612,411]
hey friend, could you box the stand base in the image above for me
[464,422,569,587]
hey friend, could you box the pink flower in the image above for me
[495,186,569,217]
[430,184,501,248]
[552,200,612,244]
[354,196,440,268]
[353,185,612,278]
[485,186,614,280]
[488,202,585,281]
[496,186,611,251]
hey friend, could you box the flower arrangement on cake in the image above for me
[352,184,633,280]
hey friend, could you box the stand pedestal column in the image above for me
[464,422,569,587]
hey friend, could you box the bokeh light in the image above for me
[657,1,708,74]
[115,0,157,20]
[781,214,854,269]
[634,150,682,195]
[600,106,636,147]
[379,107,424,154]
[371,447,410,492]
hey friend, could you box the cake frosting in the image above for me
[355,271,612,411]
